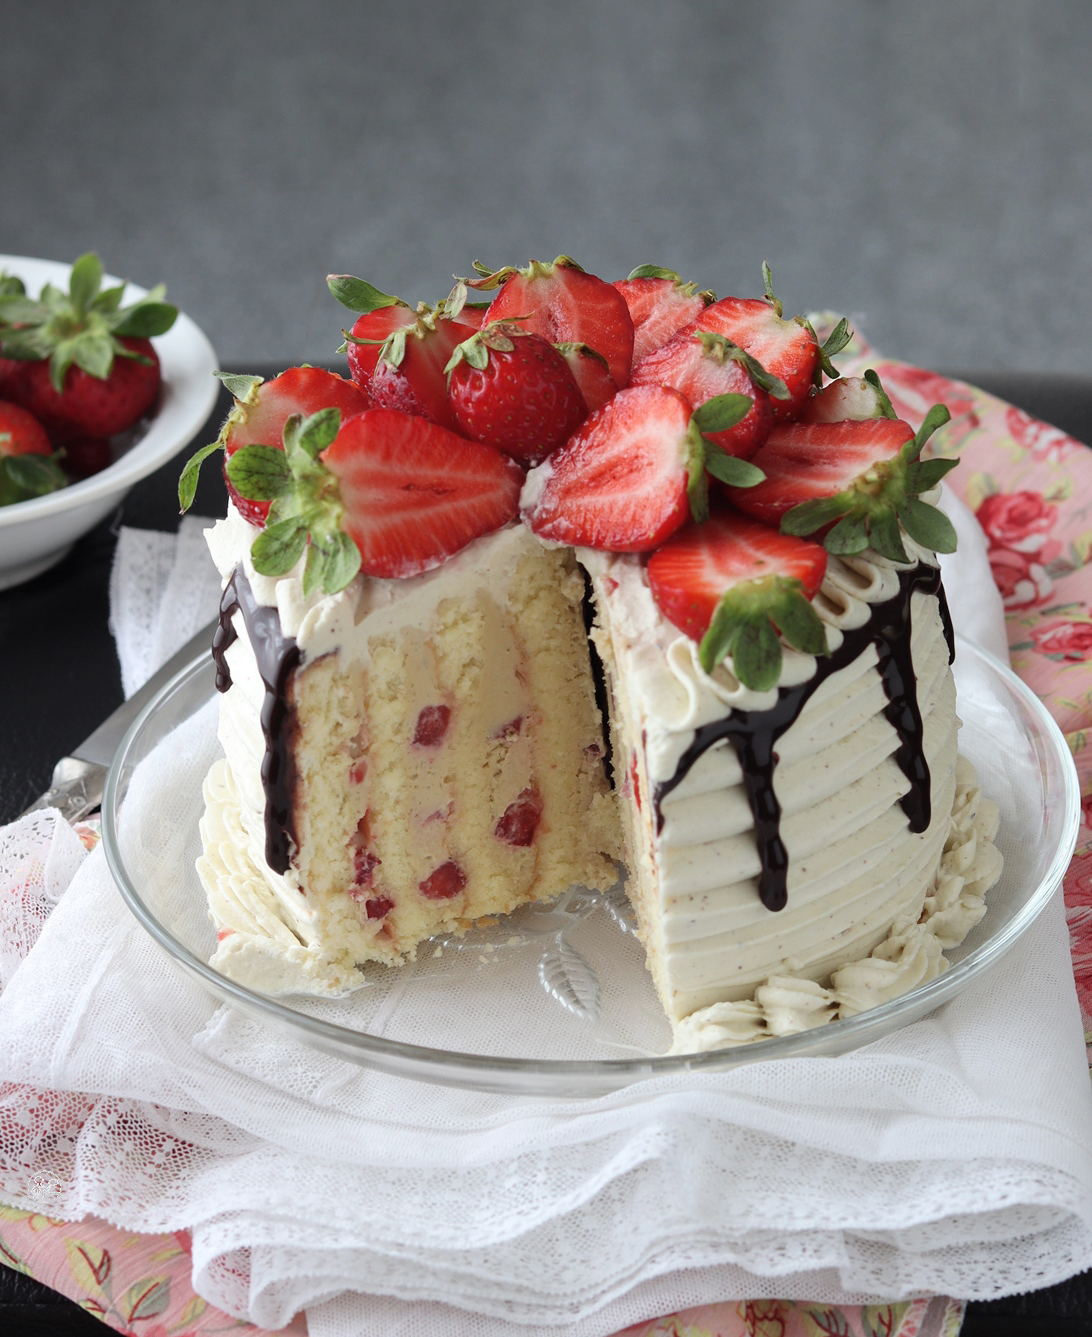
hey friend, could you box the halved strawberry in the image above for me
[345,306,417,389]
[629,326,773,459]
[613,265,713,364]
[220,406,523,590]
[178,366,368,522]
[520,384,762,551]
[322,409,523,578]
[445,323,587,465]
[470,256,635,389]
[647,508,828,691]
[693,266,851,422]
[726,405,957,563]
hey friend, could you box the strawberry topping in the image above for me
[648,509,829,690]
[219,367,369,525]
[322,409,523,578]
[554,343,616,413]
[731,405,958,563]
[630,326,773,459]
[727,417,916,528]
[370,313,479,430]
[520,384,696,551]
[446,325,587,465]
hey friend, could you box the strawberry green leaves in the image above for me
[226,408,362,596]
[700,574,828,690]
[0,252,177,392]
[686,394,764,523]
[178,373,266,513]
[326,274,405,316]
[2,452,66,498]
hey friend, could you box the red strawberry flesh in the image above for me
[412,704,451,747]
[419,860,467,900]
[630,327,771,459]
[494,787,543,846]
[521,384,694,552]
[485,260,635,389]
[321,408,523,578]
[695,298,818,422]
[613,276,708,364]
[727,418,915,528]
[648,510,828,643]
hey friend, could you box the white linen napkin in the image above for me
[0,500,1089,1337]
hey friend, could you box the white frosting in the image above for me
[582,499,1002,1040]
[672,756,1002,1051]
[202,496,1003,1049]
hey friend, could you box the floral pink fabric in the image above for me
[2,355,1091,1335]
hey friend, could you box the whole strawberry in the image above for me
[0,253,177,438]
[0,400,65,506]
[445,323,587,465]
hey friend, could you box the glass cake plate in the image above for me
[102,637,1080,1096]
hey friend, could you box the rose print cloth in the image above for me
[839,335,1092,1070]
[0,349,1090,1335]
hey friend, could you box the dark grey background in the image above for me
[3,0,1090,376]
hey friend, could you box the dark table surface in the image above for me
[1,369,1090,1334]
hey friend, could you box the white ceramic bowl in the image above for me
[0,254,219,589]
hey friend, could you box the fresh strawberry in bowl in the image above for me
[0,253,218,589]
[0,400,65,507]
[0,252,177,440]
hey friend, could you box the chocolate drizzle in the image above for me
[652,563,947,913]
[214,567,301,874]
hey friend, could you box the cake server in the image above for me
[22,619,218,823]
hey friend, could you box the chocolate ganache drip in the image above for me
[213,567,301,874]
[653,562,949,913]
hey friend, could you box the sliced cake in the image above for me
[182,257,1003,1048]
